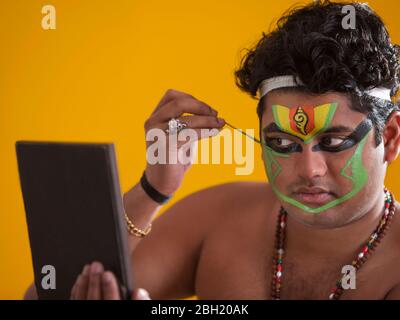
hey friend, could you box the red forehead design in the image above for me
[289,106,315,135]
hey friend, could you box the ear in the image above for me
[383,111,400,163]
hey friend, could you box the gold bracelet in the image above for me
[124,212,152,238]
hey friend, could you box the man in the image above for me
[26,0,400,299]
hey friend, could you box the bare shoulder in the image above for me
[169,181,279,243]
[389,201,400,254]
[187,180,273,205]
[153,181,276,240]
[133,181,276,298]
[171,181,275,220]
[384,201,400,299]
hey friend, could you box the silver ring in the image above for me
[165,118,188,135]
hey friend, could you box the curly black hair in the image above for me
[235,0,400,145]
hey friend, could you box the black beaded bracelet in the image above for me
[140,171,173,205]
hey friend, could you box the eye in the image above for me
[321,136,346,147]
[271,137,295,147]
[263,135,303,153]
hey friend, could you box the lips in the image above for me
[293,187,335,205]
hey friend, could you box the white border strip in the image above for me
[258,75,392,102]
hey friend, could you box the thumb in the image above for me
[132,288,151,300]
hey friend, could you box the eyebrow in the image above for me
[262,123,355,136]
[262,123,285,135]
[322,125,355,134]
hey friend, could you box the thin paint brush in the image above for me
[224,121,262,144]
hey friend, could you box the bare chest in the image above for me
[194,217,396,300]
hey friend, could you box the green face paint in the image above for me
[261,103,372,214]
[262,132,370,214]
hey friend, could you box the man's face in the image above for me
[260,90,387,228]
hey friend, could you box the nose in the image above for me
[295,145,328,180]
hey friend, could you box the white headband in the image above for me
[258,75,392,102]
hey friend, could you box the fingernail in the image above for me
[102,272,112,283]
[83,265,90,275]
[210,128,219,136]
[91,262,103,274]
[137,288,150,300]
[208,106,217,115]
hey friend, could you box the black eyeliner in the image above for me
[264,136,303,154]
[312,118,373,152]
[224,118,372,154]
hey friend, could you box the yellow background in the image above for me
[0,0,399,299]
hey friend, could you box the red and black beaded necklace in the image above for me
[271,188,396,300]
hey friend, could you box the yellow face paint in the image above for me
[272,103,338,144]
